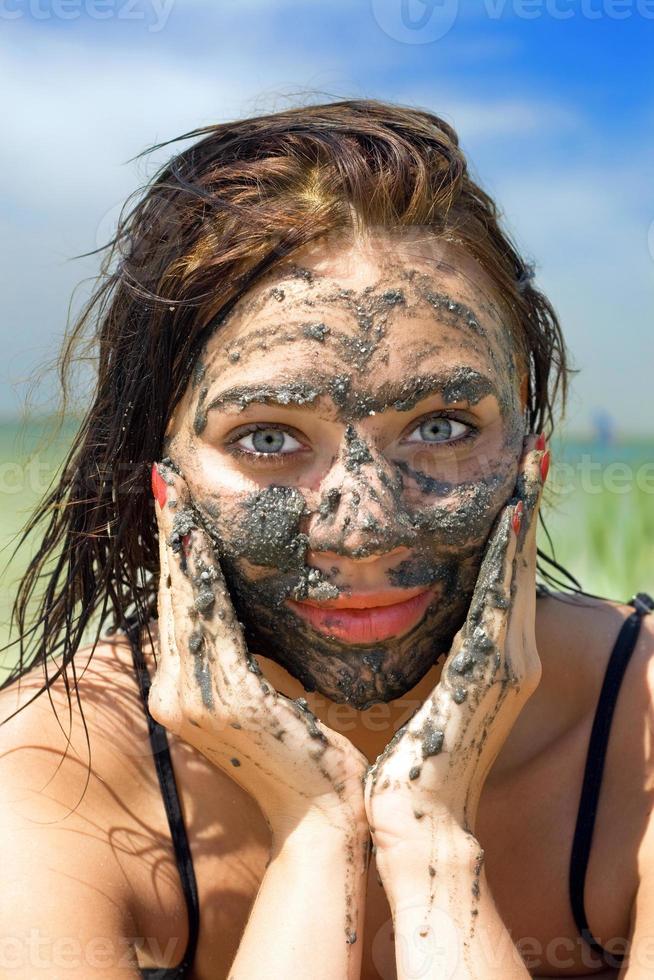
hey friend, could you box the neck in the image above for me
[258,653,447,763]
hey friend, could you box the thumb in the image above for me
[149,458,200,729]
[514,434,549,567]
[151,457,196,563]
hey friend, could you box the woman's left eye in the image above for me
[232,427,304,455]
[403,416,473,445]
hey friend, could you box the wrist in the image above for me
[375,818,481,903]
[269,807,369,859]
[258,779,367,842]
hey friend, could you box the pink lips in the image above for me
[285,587,435,644]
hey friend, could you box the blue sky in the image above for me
[1,0,652,435]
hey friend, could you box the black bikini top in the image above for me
[569,591,654,968]
[125,618,200,979]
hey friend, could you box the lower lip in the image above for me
[285,590,435,644]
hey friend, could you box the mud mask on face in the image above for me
[169,263,526,708]
[177,426,522,710]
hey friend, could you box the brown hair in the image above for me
[1,97,574,727]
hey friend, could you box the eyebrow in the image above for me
[200,368,502,423]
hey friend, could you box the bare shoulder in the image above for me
[535,588,654,715]
[0,629,162,867]
[0,629,153,797]
[0,623,261,844]
[539,588,654,847]
[0,632,152,975]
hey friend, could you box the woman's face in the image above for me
[163,231,528,709]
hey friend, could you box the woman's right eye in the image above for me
[230,426,305,456]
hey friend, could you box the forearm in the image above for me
[378,821,530,980]
[228,814,370,980]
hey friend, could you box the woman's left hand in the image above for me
[364,433,549,859]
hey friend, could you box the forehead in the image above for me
[198,235,516,391]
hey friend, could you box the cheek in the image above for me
[171,441,304,567]
[396,396,523,488]
[409,452,521,552]
[194,482,310,573]
[403,405,523,541]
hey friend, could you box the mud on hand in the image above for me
[363,433,549,850]
[149,458,369,839]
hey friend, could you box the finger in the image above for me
[153,459,332,756]
[465,431,548,622]
[442,504,517,703]
[154,460,270,714]
[366,504,520,789]
[154,460,210,710]
[505,434,549,684]
[148,463,186,729]
[372,437,549,792]
[442,433,547,702]
[513,433,549,563]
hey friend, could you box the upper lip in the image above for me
[289,586,431,610]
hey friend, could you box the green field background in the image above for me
[1,417,652,676]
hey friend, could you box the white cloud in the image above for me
[437,97,581,139]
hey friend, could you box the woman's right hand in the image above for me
[148,459,370,841]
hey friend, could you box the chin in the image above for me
[239,601,464,709]
[218,552,477,707]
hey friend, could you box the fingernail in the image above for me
[540,450,550,483]
[512,500,523,535]
[151,464,167,509]
[535,432,547,451]
[181,532,192,556]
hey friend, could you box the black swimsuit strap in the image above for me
[125,618,200,980]
[569,592,654,968]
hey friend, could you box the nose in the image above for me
[306,425,418,560]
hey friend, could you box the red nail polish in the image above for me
[151,464,167,509]
[535,432,546,451]
[540,450,550,483]
[512,500,523,535]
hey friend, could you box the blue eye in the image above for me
[404,416,471,445]
[234,427,304,455]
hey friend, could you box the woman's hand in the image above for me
[148,459,370,841]
[364,433,548,860]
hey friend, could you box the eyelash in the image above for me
[404,412,478,448]
[224,423,307,467]
[224,414,479,466]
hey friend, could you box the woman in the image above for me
[0,99,652,980]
